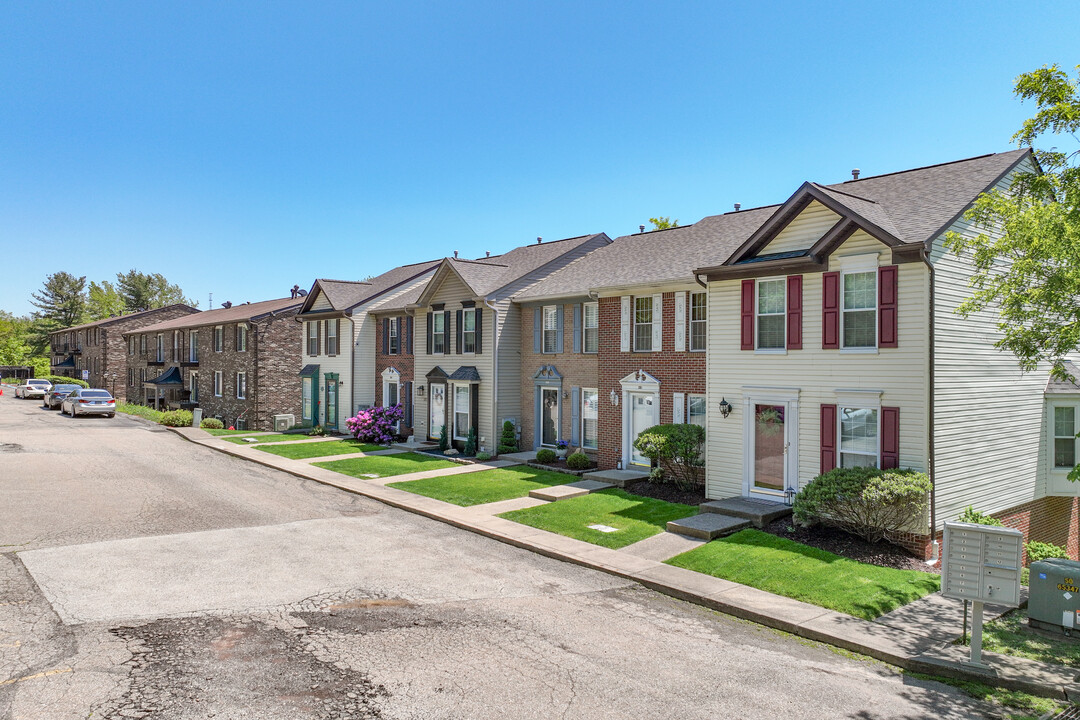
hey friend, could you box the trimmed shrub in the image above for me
[632,423,706,490]
[200,417,224,430]
[536,448,557,463]
[958,506,1004,526]
[464,426,477,456]
[566,452,590,470]
[308,424,326,437]
[1026,541,1069,566]
[475,451,492,462]
[159,409,194,427]
[41,375,89,388]
[498,420,517,454]
[438,423,449,451]
[345,404,403,444]
[793,466,931,544]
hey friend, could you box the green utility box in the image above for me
[1028,558,1080,635]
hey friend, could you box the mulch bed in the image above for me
[760,517,939,574]
[624,480,707,507]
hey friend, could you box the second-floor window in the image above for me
[236,371,247,399]
[213,371,223,397]
[1055,406,1076,468]
[140,334,146,355]
[388,318,399,355]
[128,336,135,355]
[634,297,653,352]
[156,334,164,362]
[756,279,785,350]
[432,313,446,354]
[172,331,181,362]
[326,319,338,355]
[189,331,199,362]
[843,271,877,348]
[583,302,598,354]
[690,292,707,351]
[236,324,248,352]
[462,309,476,353]
[543,306,558,353]
[214,325,224,352]
[307,321,319,356]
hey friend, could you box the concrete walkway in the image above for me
[168,425,1079,700]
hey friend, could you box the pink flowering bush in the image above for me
[346,404,404,444]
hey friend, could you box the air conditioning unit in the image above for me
[1028,558,1080,635]
[273,414,295,431]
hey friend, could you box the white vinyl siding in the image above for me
[690,291,707,351]
[583,302,598,353]
[760,200,842,254]
[756,279,785,350]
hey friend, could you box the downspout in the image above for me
[346,311,355,421]
[920,246,939,562]
[484,297,499,454]
[694,273,707,289]
[253,322,260,430]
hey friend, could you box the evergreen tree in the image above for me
[87,281,125,320]
[116,270,195,312]
[29,271,87,331]
[438,423,449,451]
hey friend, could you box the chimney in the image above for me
[222,301,232,309]
[454,250,459,259]
[734,203,741,212]
[639,225,645,233]
[852,168,860,180]
[291,284,300,299]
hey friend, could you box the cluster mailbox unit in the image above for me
[941,522,1024,669]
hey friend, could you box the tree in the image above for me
[87,281,125,320]
[115,270,195,312]
[29,272,87,332]
[649,216,679,230]
[945,64,1080,383]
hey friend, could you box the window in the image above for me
[839,407,879,468]
[388,318,399,355]
[542,306,558,353]
[688,394,707,427]
[1055,406,1076,468]
[633,297,653,352]
[302,377,312,421]
[173,331,181,362]
[128,336,135,355]
[583,302,598,353]
[156,334,164,362]
[128,368,134,386]
[454,384,470,440]
[387,380,399,407]
[307,321,319,356]
[189,331,199,362]
[140,334,146,355]
[581,388,598,450]
[237,324,248,352]
[190,371,199,403]
[462,309,476,353]
[325,320,338,355]
[843,271,877,348]
[690,292,707,351]
[236,372,247,400]
[214,325,224,352]
[139,368,146,384]
[213,371,223,397]
[432,313,446,354]
[756,279,785,350]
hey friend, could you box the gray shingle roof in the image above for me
[50,304,199,335]
[1045,362,1080,394]
[131,296,303,334]
[306,260,442,313]
[448,366,481,382]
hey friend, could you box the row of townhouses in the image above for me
[49,149,1080,559]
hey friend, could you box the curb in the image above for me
[163,424,1077,700]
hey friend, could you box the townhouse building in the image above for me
[48,304,199,398]
[124,295,303,430]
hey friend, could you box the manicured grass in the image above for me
[962,608,1080,668]
[498,489,696,550]
[666,529,940,620]
[314,452,459,479]
[115,403,165,422]
[388,466,573,506]
[206,428,273,436]
[221,433,315,444]
[255,439,385,459]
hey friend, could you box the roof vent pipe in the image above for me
[454,250,459,258]
[536,237,542,244]
[852,168,860,180]
[734,203,741,212]
[639,225,645,233]
[486,251,490,257]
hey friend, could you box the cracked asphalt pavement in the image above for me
[0,390,1001,718]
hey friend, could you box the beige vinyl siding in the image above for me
[928,157,1050,526]
[310,292,333,311]
[300,317,353,428]
[760,201,842,255]
[705,230,930,504]
[495,301,522,434]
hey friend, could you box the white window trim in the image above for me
[452,383,471,441]
[388,317,399,355]
[236,372,246,400]
[542,305,558,354]
[156,334,164,362]
[837,258,879,351]
[689,291,707,352]
[582,301,599,354]
[302,376,313,421]
[189,330,199,362]
[325,320,337,356]
[754,277,786,354]
[687,393,707,426]
[432,313,447,355]
[581,387,598,450]
[190,371,199,403]
[1050,401,1080,474]
[462,308,476,355]
[237,324,248,353]
[633,296,653,353]
[214,371,223,397]
[838,406,881,469]
[214,325,224,353]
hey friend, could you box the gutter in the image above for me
[484,297,499,454]
[920,246,939,562]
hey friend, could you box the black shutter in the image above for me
[470,383,479,437]
[475,308,483,354]
[403,381,412,426]
[456,310,463,354]
[426,312,433,355]
[444,310,451,352]
[382,319,389,355]
[406,316,414,355]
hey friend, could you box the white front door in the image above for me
[745,398,799,499]
[541,387,559,446]
[629,392,658,466]
[428,383,446,440]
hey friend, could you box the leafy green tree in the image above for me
[116,270,195,312]
[87,280,126,320]
[945,63,1080,383]
[30,272,87,332]
[649,216,679,230]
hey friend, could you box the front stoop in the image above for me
[699,497,792,528]
[667,514,751,540]
[582,468,649,487]
[529,479,614,502]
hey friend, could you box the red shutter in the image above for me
[786,275,802,350]
[820,404,837,474]
[881,406,900,469]
[879,265,898,348]
[822,271,840,349]
[740,279,755,350]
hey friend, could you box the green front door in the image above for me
[325,375,338,430]
[302,376,320,427]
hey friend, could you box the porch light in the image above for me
[609,390,619,406]
[416,385,425,397]
[719,397,733,418]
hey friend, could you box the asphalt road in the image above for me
[0,389,1000,719]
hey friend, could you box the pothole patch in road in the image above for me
[0,443,23,453]
[98,616,389,719]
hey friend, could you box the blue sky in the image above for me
[2,1,1077,315]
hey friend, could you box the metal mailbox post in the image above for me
[941,522,1024,669]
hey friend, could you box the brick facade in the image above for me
[374,314,416,437]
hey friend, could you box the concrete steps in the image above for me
[699,497,792,528]
[581,468,649,488]
[529,479,614,502]
[667,514,751,540]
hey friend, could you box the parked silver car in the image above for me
[15,379,52,399]
[61,389,116,418]
[43,384,83,410]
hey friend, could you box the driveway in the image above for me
[0,390,999,719]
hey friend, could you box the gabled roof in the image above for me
[1045,361,1080,395]
[299,259,442,315]
[129,296,303,334]
[49,304,199,335]
[416,233,609,306]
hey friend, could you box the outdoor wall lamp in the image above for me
[415,385,425,397]
[609,389,619,406]
[562,390,569,400]
[719,397,733,418]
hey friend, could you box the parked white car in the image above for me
[15,379,52,399]
[61,389,116,418]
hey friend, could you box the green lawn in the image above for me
[388,466,573,506]
[207,428,283,437]
[115,403,165,422]
[222,433,316,444]
[314,452,459,479]
[666,529,940,620]
[255,439,385,459]
[498,489,696,550]
[961,608,1080,668]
